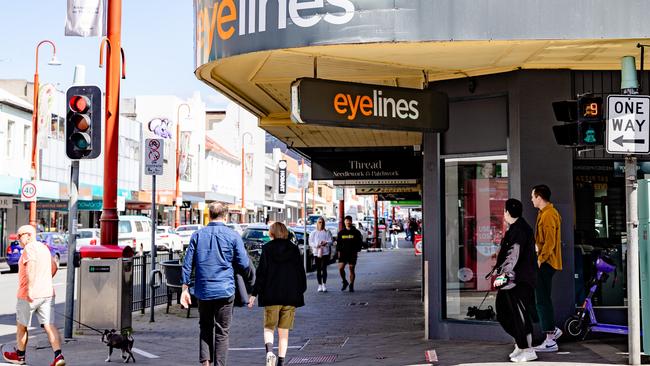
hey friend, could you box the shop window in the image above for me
[444,155,508,321]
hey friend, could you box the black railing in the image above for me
[131,251,180,313]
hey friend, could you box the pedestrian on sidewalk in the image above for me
[248,222,307,366]
[492,199,538,363]
[309,217,333,292]
[390,222,400,249]
[181,202,254,366]
[530,184,563,352]
[2,225,65,366]
[337,216,363,292]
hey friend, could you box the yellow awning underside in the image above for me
[195,39,646,148]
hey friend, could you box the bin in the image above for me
[76,257,133,333]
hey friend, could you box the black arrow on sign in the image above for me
[613,135,646,147]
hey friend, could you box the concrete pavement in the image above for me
[0,239,630,365]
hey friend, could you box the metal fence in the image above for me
[131,251,180,313]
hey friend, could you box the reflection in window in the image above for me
[445,156,508,320]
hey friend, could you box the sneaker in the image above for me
[510,348,537,362]
[51,354,66,366]
[266,352,277,366]
[322,284,327,292]
[552,326,563,341]
[533,339,558,353]
[341,280,349,291]
[508,344,522,359]
[3,350,26,365]
[317,284,323,292]
[349,283,354,292]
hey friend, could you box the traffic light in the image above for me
[552,94,603,146]
[66,85,101,159]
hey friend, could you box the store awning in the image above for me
[263,200,285,209]
[183,191,237,204]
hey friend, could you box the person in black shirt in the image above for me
[336,216,363,292]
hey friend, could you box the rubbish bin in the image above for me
[77,245,134,334]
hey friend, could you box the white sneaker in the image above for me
[509,344,522,359]
[510,348,537,362]
[322,284,327,292]
[317,284,323,292]
[266,352,277,366]
[552,326,563,341]
[533,339,558,353]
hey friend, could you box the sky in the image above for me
[0,0,231,109]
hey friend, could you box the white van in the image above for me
[118,215,153,254]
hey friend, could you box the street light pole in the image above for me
[175,103,190,228]
[30,40,60,228]
[240,132,252,223]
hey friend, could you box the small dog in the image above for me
[466,305,495,321]
[102,329,136,363]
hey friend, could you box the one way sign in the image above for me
[606,95,650,154]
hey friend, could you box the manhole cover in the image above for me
[287,355,337,364]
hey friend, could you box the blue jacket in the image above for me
[182,222,250,300]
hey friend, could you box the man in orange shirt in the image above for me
[2,225,65,366]
[530,185,563,353]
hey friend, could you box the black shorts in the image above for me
[339,252,358,265]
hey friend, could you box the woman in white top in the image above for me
[309,217,332,292]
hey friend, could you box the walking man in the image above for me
[181,203,254,366]
[337,216,363,292]
[3,225,65,366]
[530,185,563,352]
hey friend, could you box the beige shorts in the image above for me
[264,305,296,330]
[16,297,55,327]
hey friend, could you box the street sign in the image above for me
[21,181,37,202]
[0,196,12,208]
[145,138,164,175]
[298,172,310,189]
[606,95,650,154]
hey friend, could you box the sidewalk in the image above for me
[0,241,630,365]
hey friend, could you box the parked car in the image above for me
[36,232,69,267]
[155,226,183,252]
[176,224,203,249]
[225,223,244,235]
[6,234,20,272]
[118,215,153,253]
[75,228,100,251]
[241,224,313,270]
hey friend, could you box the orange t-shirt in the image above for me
[17,241,54,301]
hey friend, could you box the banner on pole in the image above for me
[65,0,105,37]
[37,84,56,149]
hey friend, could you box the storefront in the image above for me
[193,0,650,340]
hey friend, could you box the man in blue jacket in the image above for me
[181,202,252,366]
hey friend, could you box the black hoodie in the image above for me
[252,238,307,307]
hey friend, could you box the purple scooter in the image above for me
[564,251,628,339]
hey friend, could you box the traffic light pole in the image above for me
[64,160,79,339]
[100,0,123,247]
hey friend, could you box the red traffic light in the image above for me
[69,95,89,113]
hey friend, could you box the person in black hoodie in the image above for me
[248,222,306,366]
[492,199,538,363]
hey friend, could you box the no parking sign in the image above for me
[414,234,422,256]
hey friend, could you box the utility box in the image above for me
[76,257,133,333]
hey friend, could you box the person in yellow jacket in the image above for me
[530,184,563,353]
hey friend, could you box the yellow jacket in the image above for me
[535,203,562,270]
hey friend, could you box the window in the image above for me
[119,221,132,233]
[135,221,144,232]
[23,126,31,157]
[444,155,508,321]
[7,120,15,157]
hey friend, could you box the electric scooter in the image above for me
[564,250,629,339]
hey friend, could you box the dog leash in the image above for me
[53,310,105,335]
[477,290,491,310]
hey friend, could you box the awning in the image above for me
[263,200,285,209]
[183,191,237,204]
[284,200,300,208]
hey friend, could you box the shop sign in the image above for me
[28,201,68,211]
[0,196,12,209]
[390,200,422,206]
[78,200,103,211]
[291,78,448,133]
[356,186,420,195]
[311,151,422,181]
[278,160,287,194]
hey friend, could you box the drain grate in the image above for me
[347,302,368,306]
[287,355,337,364]
[305,336,348,347]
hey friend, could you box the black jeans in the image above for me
[535,263,556,332]
[315,256,329,284]
[199,296,234,366]
[496,283,535,349]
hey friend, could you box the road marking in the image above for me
[229,346,302,351]
[132,347,159,358]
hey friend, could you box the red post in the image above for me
[373,195,379,248]
[100,0,122,247]
[338,198,344,232]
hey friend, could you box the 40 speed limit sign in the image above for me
[21,181,37,202]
